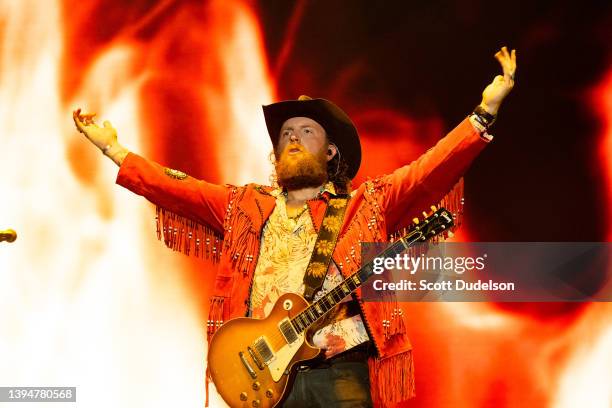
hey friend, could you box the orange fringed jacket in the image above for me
[116,118,489,407]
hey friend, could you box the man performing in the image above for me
[73,46,516,407]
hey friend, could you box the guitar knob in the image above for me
[252,400,261,407]
[252,381,260,390]
[239,392,248,401]
[265,389,273,398]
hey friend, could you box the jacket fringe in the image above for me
[389,177,464,242]
[369,350,415,407]
[358,179,417,407]
[436,177,464,237]
[380,291,407,339]
[155,207,222,262]
[363,178,389,242]
[222,187,260,276]
[364,178,407,338]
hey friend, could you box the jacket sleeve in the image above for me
[381,117,490,232]
[116,152,230,234]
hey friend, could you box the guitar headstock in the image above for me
[409,205,455,242]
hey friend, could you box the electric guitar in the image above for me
[207,207,454,407]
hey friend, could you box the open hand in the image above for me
[73,108,118,151]
[480,46,517,115]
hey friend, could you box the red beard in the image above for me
[275,144,328,190]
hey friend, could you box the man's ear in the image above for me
[327,143,338,162]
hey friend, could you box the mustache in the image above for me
[282,143,305,154]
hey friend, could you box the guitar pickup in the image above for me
[278,318,298,344]
[253,336,275,364]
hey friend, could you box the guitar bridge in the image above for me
[238,351,257,379]
[247,346,265,370]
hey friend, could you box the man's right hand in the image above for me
[73,108,118,151]
[73,108,129,166]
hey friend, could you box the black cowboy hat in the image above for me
[262,95,362,179]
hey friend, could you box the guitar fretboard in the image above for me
[289,208,452,333]
[290,234,417,333]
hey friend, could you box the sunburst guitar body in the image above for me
[208,293,319,408]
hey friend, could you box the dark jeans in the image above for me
[281,359,373,408]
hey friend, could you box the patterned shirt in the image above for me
[249,184,369,357]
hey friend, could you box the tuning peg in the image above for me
[412,218,420,224]
[430,205,438,212]
[447,231,454,238]
[422,211,428,218]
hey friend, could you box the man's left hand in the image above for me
[480,46,517,115]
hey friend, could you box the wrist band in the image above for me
[473,105,496,128]
[474,105,497,128]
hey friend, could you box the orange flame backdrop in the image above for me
[0,1,611,407]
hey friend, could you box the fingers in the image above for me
[494,46,517,82]
[494,47,511,71]
[495,52,508,78]
[501,46,510,58]
[73,108,98,126]
[72,108,102,136]
[503,46,517,74]
[81,113,97,125]
[72,108,85,133]
[103,120,113,129]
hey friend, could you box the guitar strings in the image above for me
[252,228,429,353]
[254,221,439,350]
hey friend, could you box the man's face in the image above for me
[275,117,329,190]
[277,116,328,156]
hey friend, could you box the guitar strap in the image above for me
[303,195,349,302]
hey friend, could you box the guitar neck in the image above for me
[289,231,420,334]
[290,207,453,334]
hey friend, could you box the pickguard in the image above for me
[267,333,305,382]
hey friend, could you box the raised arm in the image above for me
[382,46,516,230]
[72,110,229,234]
